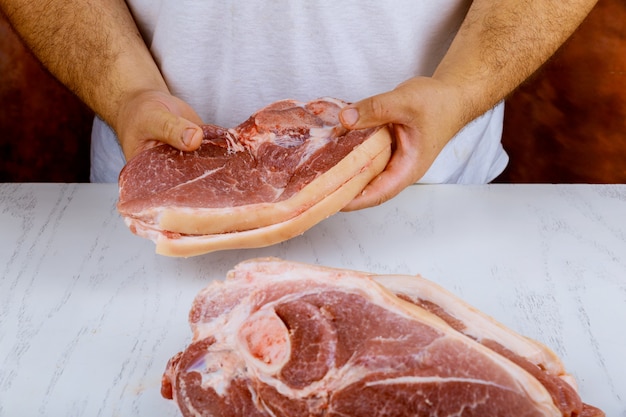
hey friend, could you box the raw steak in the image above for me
[161,258,604,417]
[117,98,391,257]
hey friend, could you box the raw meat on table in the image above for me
[117,98,391,257]
[161,258,605,417]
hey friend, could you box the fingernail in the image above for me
[183,128,196,147]
[341,107,359,127]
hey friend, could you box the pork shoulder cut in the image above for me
[117,98,391,257]
[161,258,604,417]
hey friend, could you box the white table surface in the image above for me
[0,183,624,416]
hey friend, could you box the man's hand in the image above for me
[0,0,205,162]
[340,0,597,211]
[114,90,205,161]
[339,77,468,211]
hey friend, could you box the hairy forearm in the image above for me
[0,0,167,127]
[433,0,598,126]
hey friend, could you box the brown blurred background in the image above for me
[1,0,625,183]
[1,12,93,182]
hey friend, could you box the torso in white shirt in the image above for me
[90,1,507,183]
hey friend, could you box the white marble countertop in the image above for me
[0,183,624,416]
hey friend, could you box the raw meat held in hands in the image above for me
[117,98,392,257]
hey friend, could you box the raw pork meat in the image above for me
[161,258,604,417]
[117,98,391,257]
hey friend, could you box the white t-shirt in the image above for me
[91,1,508,183]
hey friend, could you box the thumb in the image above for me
[339,92,400,130]
[149,108,204,152]
[117,90,206,160]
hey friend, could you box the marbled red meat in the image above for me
[161,258,605,417]
[117,98,391,257]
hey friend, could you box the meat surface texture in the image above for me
[161,258,605,417]
[117,98,391,257]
